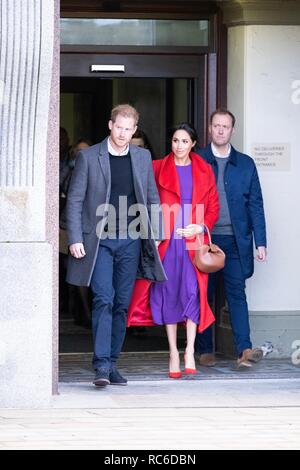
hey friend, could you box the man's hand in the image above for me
[69,243,86,259]
[176,224,204,238]
[256,246,267,261]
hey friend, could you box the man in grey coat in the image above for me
[66,104,166,387]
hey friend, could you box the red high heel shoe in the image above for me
[169,371,182,379]
[184,368,197,375]
[169,353,182,379]
[184,353,197,375]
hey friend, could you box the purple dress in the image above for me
[150,164,200,325]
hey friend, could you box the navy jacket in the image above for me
[195,144,267,279]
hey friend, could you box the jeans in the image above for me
[90,237,141,370]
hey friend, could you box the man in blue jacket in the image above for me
[195,108,267,368]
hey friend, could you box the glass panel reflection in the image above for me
[61,18,209,47]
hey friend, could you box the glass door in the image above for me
[59,52,210,353]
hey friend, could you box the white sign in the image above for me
[251,143,291,171]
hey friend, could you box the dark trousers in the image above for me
[195,235,252,357]
[90,237,141,370]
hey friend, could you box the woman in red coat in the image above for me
[127,123,219,378]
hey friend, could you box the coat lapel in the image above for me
[129,144,144,200]
[190,152,207,225]
[98,138,111,188]
[157,152,181,199]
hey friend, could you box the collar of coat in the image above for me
[98,136,146,160]
[153,151,213,207]
[206,143,238,166]
[97,137,149,186]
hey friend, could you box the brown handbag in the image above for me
[194,225,225,273]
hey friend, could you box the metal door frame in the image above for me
[61,51,217,145]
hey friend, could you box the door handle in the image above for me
[90,65,125,72]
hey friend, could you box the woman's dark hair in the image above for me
[74,138,93,148]
[131,128,155,159]
[70,138,92,156]
[170,122,198,147]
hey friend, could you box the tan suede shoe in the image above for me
[199,353,217,367]
[237,347,264,368]
[237,349,253,368]
[244,347,264,363]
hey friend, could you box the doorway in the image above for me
[60,52,208,142]
[60,76,191,158]
[59,51,210,354]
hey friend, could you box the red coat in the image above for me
[127,151,220,332]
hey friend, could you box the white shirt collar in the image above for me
[211,142,231,158]
[108,138,129,156]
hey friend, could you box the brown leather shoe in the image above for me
[199,353,217,367]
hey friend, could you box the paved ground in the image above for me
[1,378,300,450]
[0,353,300,450]
[59,351,300,382]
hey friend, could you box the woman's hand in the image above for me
[176,224,204,238]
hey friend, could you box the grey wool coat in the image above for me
[66,137,167,287]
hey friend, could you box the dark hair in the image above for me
[69,138,92,160]
[209,108,236,127]
[60,127,70,160]
[74,138,93,147]
[170,122,198,146]
[131,128,155,159]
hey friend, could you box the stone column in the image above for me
[0,0,58,406]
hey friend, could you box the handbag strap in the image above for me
[196,224,212,246]
[203,224,212,245]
